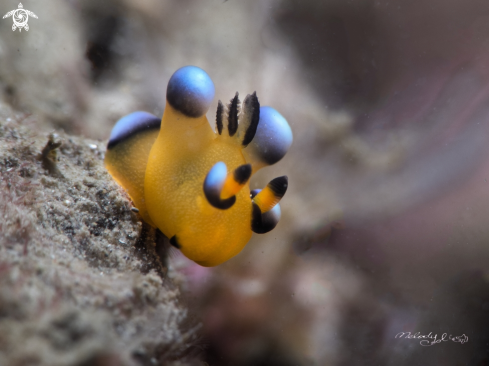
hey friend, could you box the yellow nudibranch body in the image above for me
[105,66,292,266]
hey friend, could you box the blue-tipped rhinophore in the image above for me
[107,111,161,149]
[166,66,215,118]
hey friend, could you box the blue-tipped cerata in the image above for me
[166,66,215,118]
[245,106,293,165]
[107,111,161,149]
[203,162,236,209]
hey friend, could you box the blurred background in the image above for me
[2,0,489,364]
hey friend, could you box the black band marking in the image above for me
[107,116,161,150]
[203,182,236,210]
[216,100,224,135]
[167,87,209,118]
[260,207,280,233]
[267,176,288,199]
[251,202,263,233]
[251,202,280,234]
[257,146,288,166]
[227,92,239,137]
[242,92,260,147]
[233,164,252,185]
[205,191,236,209]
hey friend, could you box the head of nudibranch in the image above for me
[105,66,293,266]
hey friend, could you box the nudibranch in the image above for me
[105,66,292,266]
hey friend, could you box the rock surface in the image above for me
[0,104,201,366]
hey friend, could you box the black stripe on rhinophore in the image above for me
[170,235,181,249]
[242,92,260,147]
[216,100,224,135]
[233,164,252,185]
[227,92,239,137]
[267,176,288,199]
